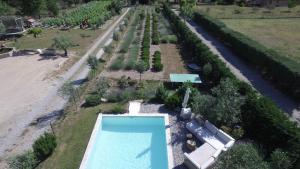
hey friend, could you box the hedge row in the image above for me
[152,51,163,71]
[141,13,151,70]
[152,13,160,45]
[193,12,300,100]
[163,4,300,169]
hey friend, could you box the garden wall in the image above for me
[163,4,300,169]
[193,12,300,101]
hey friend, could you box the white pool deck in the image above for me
[79,113,174,169]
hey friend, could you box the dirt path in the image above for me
[173,10,300,122]
[0,8,130,168]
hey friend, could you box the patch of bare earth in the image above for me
[160,43,189,79]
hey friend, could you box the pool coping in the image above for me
[79,113,174,169]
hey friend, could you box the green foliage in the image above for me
[165,92,181,109]
[85,94,101,107]
[192,92,216,118]
[203,62,212,78]
[95,77,110,96]
[155,84,169,103]
[19,0,46,16]
[288,0,298,8]
[104,45,113,54]
[108,0,123,15]
[180,0,196,20]
[43,1,112,27]
[118,76,129,89]
[231,127,244,139]
[28,28,43,38]
[152,51,163,71]
[113,31,121,41]
[0,22,6,34]
[33,132,57,161]
[141,13,151,70]
[111,104,125,114]
[87,55,98,70]
[270,149,292,169]
[110,55,124,70]
[46,0,59,16]
[8,151,38,169]
[215,143,269,169]
[193,11,300,100]
[152,13,160,45]
[0,0,13,15]
[52,36,75,56]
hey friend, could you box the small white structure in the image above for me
[128,101,141,115]
[184,120,235,169]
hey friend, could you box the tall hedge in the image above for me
[193,12,300,100]
[162,4,300,169]
[141,13,151,70]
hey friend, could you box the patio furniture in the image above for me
[186,120,235,151]
[184,143,221,169]
[184,120,235,169]
[186,139,197,151]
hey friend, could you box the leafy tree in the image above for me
[211,78,244,126]
[0,22,6,34]
[215,143,269,169]
[135,61,146,81]
[87,55,98,69]
[32,132,57,161]
[192,92,216,118]
[0,0,13,15]
[180,0,196,22]
[58,82,79,107]
[269,149,292,169]
[95,77,109,96]
[20,0,46,16]
[46,0,59,16]
[52,36,75,57]
[8,151,38,169]
[203,62,212,78]
[28,28,43,38]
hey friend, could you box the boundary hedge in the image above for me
[141,13,151,70]
[163,4,300,169]
[193,12,300,100]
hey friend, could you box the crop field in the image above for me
[222,18,300,63]
[43,1,112,26]
[196,5,300,19]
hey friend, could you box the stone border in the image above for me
[79,113,174,169]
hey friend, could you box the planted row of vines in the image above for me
[43,1,116,27]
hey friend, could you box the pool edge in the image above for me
[79,113,174,169]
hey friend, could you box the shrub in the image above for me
[152,13,160,45]
[28,28,42,38]
[32,132,57,161]
[104,45,113,54]
[113,31,121,41]
[85,94,101,107]
[117,76,129,89]
[119,24,126,32]
[214,143,269,169]
[141,13,151,70]
[87,55,98,70]
[168,35,177,44]
[155,84,168,103]
[152,51,163,71]
[165,92,181,109]
[109,55,124,70]
[270,149,292,169]
[111,104,125,114]
[203,62,212,78]
[8,151,38,169]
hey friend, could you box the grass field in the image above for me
[7,28,104,55]
[196,5,300,19]
[37,103,126,169]
[222,18,300,63]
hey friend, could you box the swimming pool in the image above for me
[80,114,173,169]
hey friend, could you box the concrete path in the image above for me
[173,10,300,122]
[0,8,130,168]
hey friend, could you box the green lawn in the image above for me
[222,18,300,63]
[7,28,104,55]
[196,5,300,19]
[37,103,126,169]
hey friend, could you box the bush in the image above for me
[141,13,151,70]
[165,92,181,109]
[117,76,129,89]
[111,104,125,114]
[109,55,124,70]
[32,132,57,161]
[113,31,121,41]
[152,13,160,45]
[8,151,38,169]
[168,35,177,44]
[104,45,113,54]
[155,84,168,103]
[85,94,101,107]
[214,143,269,169]
[270,149,292,169]
[203,62,212,78]
[152,51,163,71]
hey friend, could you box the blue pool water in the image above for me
[85,116,169,169]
